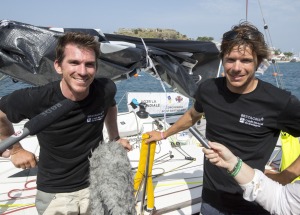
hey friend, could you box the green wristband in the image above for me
[227,157,243,177]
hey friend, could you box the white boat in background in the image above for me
[290,56,300,62]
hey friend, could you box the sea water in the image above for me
[1,62,300,113]
[258,62,300,99]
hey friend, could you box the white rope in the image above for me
[140,38,168,124]
[257,0,285,89]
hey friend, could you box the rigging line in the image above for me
[171,143,195,160]
[154,180,203,188]
[0,203,35,207]
[116,91,127,108]
[152,160,194,179]
[153,152,172,162]
[245,0,248,21]
[148,159,199,179]
[153,164,203,177]
[140,38,168,123]
[149,185,203,200]
[174,146,190,157]
[257,0,285,89]
[1,205,35,215]
[0,74,6,81]
[216,59,223,78]
[257,0,275,49]
[153,158,173,166]
[7,179,36,200]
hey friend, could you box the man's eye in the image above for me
[69,61,79,65]
[241,59,253,63]
[86,63,95,68]
[225,59,235,63]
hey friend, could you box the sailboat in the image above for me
[0,3,289,212]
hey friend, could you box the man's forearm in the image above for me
[266,155,300,185]
[104,106,120,141]
[0,111,15,139]
[0,111,23,152]
[165,108,203,138]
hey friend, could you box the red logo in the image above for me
[175,96,183,103]
[13,130,23,137]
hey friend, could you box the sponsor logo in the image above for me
[239,114,264,127]
[175,96,183,103]
[41,103,62,117]
[87,112,105,123]
[13,130,23,137]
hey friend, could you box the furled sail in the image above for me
[0,20,220,98]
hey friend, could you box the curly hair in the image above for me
[220,21,270,67]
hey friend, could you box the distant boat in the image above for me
[270,56,290,64]
[290,56,300,62]
[273,60,290,63]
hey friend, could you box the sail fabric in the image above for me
[0,20,220,98]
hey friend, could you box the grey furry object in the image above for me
[89,141,136,215]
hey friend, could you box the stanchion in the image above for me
[134,133,156,214]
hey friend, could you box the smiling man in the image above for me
[0,32,131,214]
[146,22,300,215]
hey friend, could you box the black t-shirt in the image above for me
[0,78,117,193]
[194,77,300,214]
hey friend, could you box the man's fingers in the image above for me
[29,159,37,168]
[2,149,11,158]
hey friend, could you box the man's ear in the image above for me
[54,60,62,74]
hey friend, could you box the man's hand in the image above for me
[145,131,163,143]
[117,138,132,151]
[10,149,37,169]
[1,149,11,158]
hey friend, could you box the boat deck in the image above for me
[0,115,282,215]
[0,115,206,215]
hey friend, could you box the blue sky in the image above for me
[1,0,299,54]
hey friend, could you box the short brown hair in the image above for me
[220,21,270,67]
[55,32,100,67]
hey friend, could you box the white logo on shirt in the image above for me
[239,114,264,127]
[87,112,104,123]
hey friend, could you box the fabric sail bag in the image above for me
[280,131,300,182]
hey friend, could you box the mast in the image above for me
[245,0,248,21]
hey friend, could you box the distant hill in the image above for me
[114,28,190,40]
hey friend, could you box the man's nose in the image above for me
[232,61,242,71]
[77,64,87,75]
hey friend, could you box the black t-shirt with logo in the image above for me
[194,77,300,214]
[0,78,116,193]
